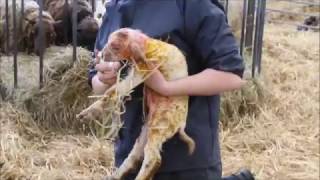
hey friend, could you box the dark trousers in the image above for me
[124,167,222,180]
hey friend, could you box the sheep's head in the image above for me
[24,12,58,55]
[77,16,99,51]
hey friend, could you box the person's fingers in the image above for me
[97,71,116,79]
[97,72,117,84]
[98,75,117,85]
[95,63,111,72]
[111,61,122,70]
[102,77,117,85]
[94,50,101,64]
[95,61,121,72]
[95,57,100,64]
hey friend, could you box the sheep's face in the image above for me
[77,16,99,51]
[33,21,57,55]
[26,19,57,55]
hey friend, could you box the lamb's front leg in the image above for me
[77,68,146,121]
[76,98,108,121]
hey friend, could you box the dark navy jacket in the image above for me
[89,0,244,174]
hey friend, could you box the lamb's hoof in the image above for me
[76,101,104,121]
[101,176,118,180]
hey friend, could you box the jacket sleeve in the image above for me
[88,2,111,87]
[88,52,97,88]
[183,0,245,77]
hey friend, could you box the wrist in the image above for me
[163,81,174,96]
[92,75,110,95]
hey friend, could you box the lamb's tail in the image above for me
[178,127,195,155]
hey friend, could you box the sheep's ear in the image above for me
[129,42,146,64]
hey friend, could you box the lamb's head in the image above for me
[102,28,149,65]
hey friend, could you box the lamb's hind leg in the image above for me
[135,127,175,180]
[106,125,148,180]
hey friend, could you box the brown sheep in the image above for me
[43,0,99,50]
[0,0,57,55]
[77,28,195,180]
[298,15,320,31]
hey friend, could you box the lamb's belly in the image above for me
[160,46,188,81]
[146,44,189,132]
[148,96,188,130]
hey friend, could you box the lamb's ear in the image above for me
[117,29,129,40]
[129,41,146,64]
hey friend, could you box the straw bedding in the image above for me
[221,22,319,180]
[0,102,114,180]
[0,46,100,132]
[0,1,319,179]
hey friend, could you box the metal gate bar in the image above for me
[266,8,319,17]
[225,0,229,15]
[244,0,256,49]
[5,0,9,55]
[240,0,248,55]
[72,0,78,62]
[13,0,18,88]
[91,0,96,13]
[63,0,69,44]
[256,0,266,75]
[39,0,44,88]
[277,0,320,6]
[20,0,24,40]
[252,0,266,77]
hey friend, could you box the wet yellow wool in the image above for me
[142,38,189,132]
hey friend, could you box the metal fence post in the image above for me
[252,0,260,78]
[72,0,78,62]
[63,0,69,44]
[240,0,248,56]
[245,0,256,49]
[225,0,229,15]
[256,0,266,74]
[91,0,96,13]
[13,0,18,88]
[252,0,266,77]
[39,0,44,88]
[5,0,9,55]
[20,0,24,40]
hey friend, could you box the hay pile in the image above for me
[0,46,75,100]
[0,102,114,180]
[220,21,319,180]
[0,46,100,131]
[23,47,93,131]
